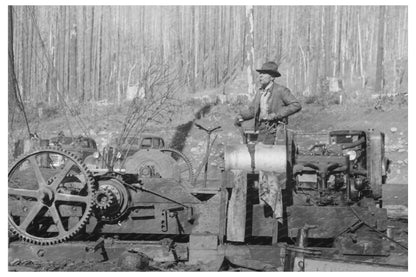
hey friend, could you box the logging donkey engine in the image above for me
[9,117,406,270]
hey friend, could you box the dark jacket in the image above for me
[240,83,301,131]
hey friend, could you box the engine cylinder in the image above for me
[224,144,286,172]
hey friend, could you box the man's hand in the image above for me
[234,116,243,127]
[264,113,278,121]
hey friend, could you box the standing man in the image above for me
[235,61,301,144]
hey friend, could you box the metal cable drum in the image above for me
[224,144,286,172]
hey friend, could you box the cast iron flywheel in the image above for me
[160,148,194,183]
[123,148,194,184]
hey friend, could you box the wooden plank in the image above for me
[226,170,247,242]
[218,171,228,244]
[385,205,408,220]
[272,219,279,244]
[369,132,383,199]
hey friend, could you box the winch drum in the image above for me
[224,144,287,172]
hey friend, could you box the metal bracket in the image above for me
[161,209,168,232]
[85,237,109,261]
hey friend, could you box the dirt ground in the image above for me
[8,87,408,271]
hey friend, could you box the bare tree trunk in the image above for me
[312,7,323,96]
[266,6,271,60]
[213,6,219,86]
[305,8,311,90]
[159,7,164,63]
[245,5,255,95]
[194,6,198,86]
[9,6,16,112]
[227,6,233,78]
[9,6,407,104]
[22,7,28,101]
[202,6,207,88]
[116,6,121,104]
[28,7,34,102]
[190,6,196,93]
[98,7,104,100]
[375,6,385,95]
[69,7,78,101]
[34,8,40,101]
[298,44,307,90]
[323,6,331,77]
[64,6,70,102]
[107,7,113,101]
[402,7,408,58]
[10,6,31,135]
[31,7,36,101]
[89,6,95,101]
[242,8,246,70]
[336,7,343,77]
[48,10,57,105]
[332,6,338,76]
[81,6,86,102]
[357,12,365,88]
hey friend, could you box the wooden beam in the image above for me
[226,170,247,242]
[218,171,229,244]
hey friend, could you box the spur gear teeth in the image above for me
[8,146,95,245]
[93,189,115,210]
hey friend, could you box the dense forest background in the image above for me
[8,6,408,109]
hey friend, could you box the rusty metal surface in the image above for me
[94,181,221,235]
[287,206,387,238]
[8,240,189,263]
[133,178,201,204]
[99,203,194,234]
[9,240,284,269]
[294,256,407,271]
[8,127,402,271]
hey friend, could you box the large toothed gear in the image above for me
[8,147,96,245]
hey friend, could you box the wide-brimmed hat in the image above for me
[256,61,281,77]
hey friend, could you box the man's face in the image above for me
[259,72,273,88]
